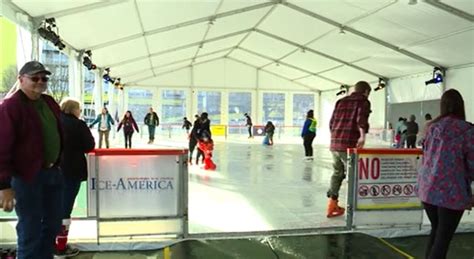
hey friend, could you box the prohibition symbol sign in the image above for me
[382,185,391,196]
[403,184,414,195]
[393,185,402,196]
[370,185,380,197]
[359,185,369,197]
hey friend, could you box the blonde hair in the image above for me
[60,98,80,114]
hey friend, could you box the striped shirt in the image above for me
[330,92,371,152]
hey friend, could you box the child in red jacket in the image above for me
[198,135,216,170]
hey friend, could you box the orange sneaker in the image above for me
[327,199,345,218]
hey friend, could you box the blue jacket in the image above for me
[90,113,114,131]
[301,118,317,137]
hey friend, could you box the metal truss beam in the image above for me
[254,29,388,80]
[226,56,320,92]
[238,47,345,86]
[88,2,275,51]
[125,56,225,85]
[106,29,252,68]
[284,2,445,70]
[120,47,233,79]
[425,0,474,22]
[36,0,129,19]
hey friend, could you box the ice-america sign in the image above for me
[90,177,174,191]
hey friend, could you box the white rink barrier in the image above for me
[87,148,189,244]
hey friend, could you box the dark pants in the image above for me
[189,138,197,161]
[303,132,316,157]
[267,132,274,144]
[423,202,464,259]
[406,135,417,148]
[196,147,204,164]
[124,132,133,148]
[12,167,64,259]
[247,126,252,137]
[62,177,82,220]
[148,125,156,140]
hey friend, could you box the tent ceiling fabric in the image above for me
[10,0,474,90]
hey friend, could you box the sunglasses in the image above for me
[25,75,49,83]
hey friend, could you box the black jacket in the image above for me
[60,113,95,181]
[144,112,159,127]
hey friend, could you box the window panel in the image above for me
[293,94,315,126]
[161,90,186,124]
[228,92,251,126]
[39,42,69,102]
[263,93,285,126]
[128,89,153,124]
[197,91,221,124]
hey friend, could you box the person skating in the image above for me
[327,81,371,218]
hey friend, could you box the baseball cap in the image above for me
[19,61,51,76]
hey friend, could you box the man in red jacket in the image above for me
[327,81,371,218]
[0,61,64,259]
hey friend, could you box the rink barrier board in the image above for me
[347,148,424,229]
[88,148,189,244]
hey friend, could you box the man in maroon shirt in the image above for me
[0,61,64,259]
[327,81,371,217]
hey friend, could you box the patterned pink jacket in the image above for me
[416,116,474,210]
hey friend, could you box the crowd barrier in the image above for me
[346,148,424,229]
[5,140,470,244]
[88,148,188,243]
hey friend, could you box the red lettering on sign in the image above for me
[359,157,380,180]
[359,158,369,180]
[371,157,380,180]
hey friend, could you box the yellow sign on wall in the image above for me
[210,125,226,137]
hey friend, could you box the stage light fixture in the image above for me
[374,78,386,91]
[83,57,96,70]
[336,84,348,96]
[114,78,121,86]
[82,50,97,70]
[37,17,66,50]
[425,67,443,86]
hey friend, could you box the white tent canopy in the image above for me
[4,0,473,91]
[2,0,474,126]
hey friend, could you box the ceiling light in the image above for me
[425,67,443,86]
[336,84,348,96]
[374,78,386,91]
[37,17,66,50]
